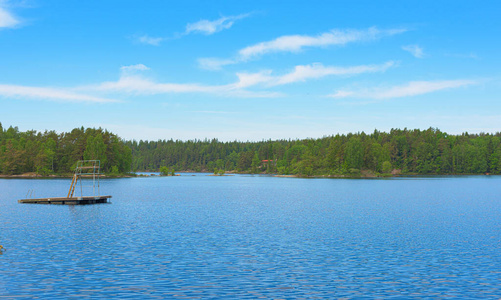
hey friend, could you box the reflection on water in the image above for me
[1,175,501,298]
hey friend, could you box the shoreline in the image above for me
[0,172,496,179]
[0,174,134,179]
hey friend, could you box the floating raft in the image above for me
[18,195,112,205]
[18,160,112,205]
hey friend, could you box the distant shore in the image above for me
[0,173,134,179]
[0,172,496,179]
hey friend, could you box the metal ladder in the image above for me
[67,160,101,198]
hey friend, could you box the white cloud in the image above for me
[191,111,236,114]
[88,72,282,98]
[0,6,19,28]
[329,90,354,98]
[329,79,477,100]
[0,60,396,103]
[186,13,250,35]
[86,61,392,98]
[0,84,119,103]
[95,75,223,94]
[120,64,150,73]
[234,70,273,88]
[402,44,424,58]
[235,61,395,88]
[239,27,403,59]
[136,35,164,46]
[133,13,250,46]
[199,27,406,69]
[275,61,395,85]
[197,58,236,71]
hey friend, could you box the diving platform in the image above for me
[18,195,111,205]
[19,160,112,205]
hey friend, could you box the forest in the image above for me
[2,122,501,176]
[126,128,501,176]
[0,123,131,175]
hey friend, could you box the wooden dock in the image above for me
[18,195,112,205]
[18,160,113,205]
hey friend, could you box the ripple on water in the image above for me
[1,176,501,298]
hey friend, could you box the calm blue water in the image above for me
[1,175,501,298]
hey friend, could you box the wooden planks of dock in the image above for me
[18,195,112,205]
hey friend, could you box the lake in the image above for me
[1,174,501,298]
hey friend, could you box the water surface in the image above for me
[1,175,501,298]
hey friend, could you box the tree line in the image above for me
[126,128,501,176]
[0,123,132,175]
[2,123,501,176]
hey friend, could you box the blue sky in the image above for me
[0,0,500,141]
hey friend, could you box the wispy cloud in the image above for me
[95,76,225,94]
[240,27,405,59]
[198,58,236,71]
[0,84,119,103]
[87,71,282,98]
[191,110,236,114]
[234,70,272,88]
[402,44,424,58]
[135,35,164,46]
[186,13,250,35]
[274,61,395,86]
[0,5,19,28]
[133,13,250,46]
[120,63,150,74]
[199,27,406,70]
[235,61,396,88]
[1,60,396,104]
[329,79,477,100]
[83,61,393,98]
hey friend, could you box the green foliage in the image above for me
[213,168,225,175]
[159,166,170,176]
[84,133,107,166]
[237,151,253,171]
[124,127,501,176]
[0,125,132,175]
[251,152,260,173]
[344,136,363,170]
[382,161,392,174]
[3,124,501,177]
[159,166,176,176]
[347,168,361,176]
[109,166,119,175]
